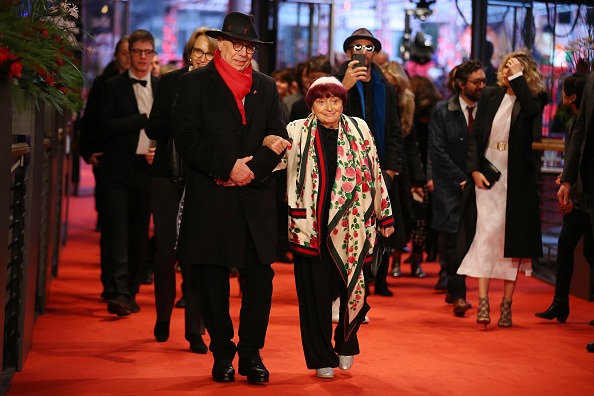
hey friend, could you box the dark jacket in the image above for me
[429,94,469,233]
[146,66,190,178]
[458,76,543,259]
[172,61,287,267]
[561,72,594,215]
[336,61,403,173]
[100,71,159,181]
[79,67,119,163]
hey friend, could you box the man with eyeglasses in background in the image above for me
[428,59,485,318]
[336,28,404,300]
[172,12,287,384]
[100,29,159,317]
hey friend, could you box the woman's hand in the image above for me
[341,60,368,91]
[380,226,394,238]
[506,57,523,75]
[263,135,291,155]
[558,182,571,205]
[472,171,490,190]
[555,173,562,186]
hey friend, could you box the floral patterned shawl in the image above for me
[278,113,394,338]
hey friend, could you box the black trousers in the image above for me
[555,208,594,298]
[439,231,466,301]
[93,165,115,296]
[293,249,368,369]
[102,161,151,297]
[151,177,204,337]
[194,231,274,362]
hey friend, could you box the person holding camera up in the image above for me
[336,28,404,299]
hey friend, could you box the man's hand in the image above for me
[214,178,237,187]
[410,186,424,201]
[144,147,156,165]
[229,156,255,186]
[460,179,467,191]
[380,226,395,238]
[427,179,434,193]
[341,60,368,91]
[263,135,291,155]
[558,182,571,205]
[88,152,103,167]
[385,169,396,180]
[472,171,490,190]
[555,173,562,186]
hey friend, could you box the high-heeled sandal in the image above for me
[477,296,490,328]
[498,297,513,327]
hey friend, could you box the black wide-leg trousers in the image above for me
[293,248,367,370]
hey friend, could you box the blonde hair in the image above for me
[497,51,544,96]
[184,27,218,66]
[381,61,415,137]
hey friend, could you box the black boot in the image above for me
[410,253,425,278]
[535,295,569,323]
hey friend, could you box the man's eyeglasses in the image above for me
[468,79,487,86]
[130,49,155,57]
[227,39,257,55]
[192,48,214,61]
[351,44,374,53]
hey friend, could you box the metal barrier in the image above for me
[0,88,72,386]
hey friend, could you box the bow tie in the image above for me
[131,78,147,87]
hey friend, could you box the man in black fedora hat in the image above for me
[336,28,405,298]
[172,12,288,384]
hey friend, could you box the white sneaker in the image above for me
[316,367,334,378]
[338,355,354,370]
[331,297,340,323]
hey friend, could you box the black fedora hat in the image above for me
[206,12,272,45]
[343,28,382,53]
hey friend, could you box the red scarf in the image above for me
[213,49,253,125]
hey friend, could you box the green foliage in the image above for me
[0,0,83,113]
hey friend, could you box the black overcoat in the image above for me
[458,75,543,259]
[172,61,287,267]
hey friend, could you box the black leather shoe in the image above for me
[453,298,472,317]
[445,291,454,304]
[187,333,208,354]
[435,276,447,291]
[154,319,170,342]
[375,286,394,297]
[107,295,131,316]
[212,360,235,382]
[175,296,185,308]
[129,296,141,313]
[587,342,594,352]
[239,355,269,384]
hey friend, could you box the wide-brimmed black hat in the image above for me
[206,12,272,45]
[343,28,382,53]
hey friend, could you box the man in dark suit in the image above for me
[558,72,594,351]
[100,29,159,316]
[429,60,484,317]
[80,36,130,302]
[172,13,287,384]
[336,28,404,296]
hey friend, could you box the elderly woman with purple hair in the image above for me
[266,76,394,379]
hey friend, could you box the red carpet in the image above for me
[7,163,594,395]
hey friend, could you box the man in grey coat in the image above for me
[429,60,485,317]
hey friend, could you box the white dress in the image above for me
[457,94,531,281]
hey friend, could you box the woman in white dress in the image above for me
[457,52,545,328]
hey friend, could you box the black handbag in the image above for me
[168,138,187,186]
[481,158,501,189]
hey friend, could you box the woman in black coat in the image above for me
[145,27,217,352]
[457,52,544,328]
